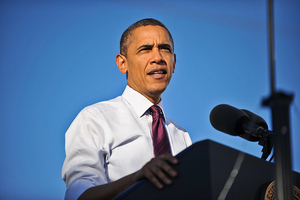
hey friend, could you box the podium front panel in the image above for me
[114,140,300,200]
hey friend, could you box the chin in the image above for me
[149,85,167,95]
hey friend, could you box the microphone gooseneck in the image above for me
[210,104,273,160]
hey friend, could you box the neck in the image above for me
[147,95,161,105]
[127,84,162,105]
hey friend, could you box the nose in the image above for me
[151,48,165,65]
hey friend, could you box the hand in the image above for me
[133,153,179,189]
[79,154,179,200]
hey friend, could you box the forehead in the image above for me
[129,25,172,48]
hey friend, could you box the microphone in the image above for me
[209,104,269,140]
[239,109,268,141]
[210,104,273,160]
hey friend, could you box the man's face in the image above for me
[117,25,176,104]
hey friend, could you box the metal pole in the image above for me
[263,93,293,200]
[262,0,294,199]
[268,0,276,94]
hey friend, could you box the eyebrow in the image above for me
[137,44,153,52]
[136,43,173,53]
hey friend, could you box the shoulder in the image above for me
[80,96,124,116]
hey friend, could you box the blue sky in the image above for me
[1,1,299,199]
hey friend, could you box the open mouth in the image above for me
[148,69,167,75]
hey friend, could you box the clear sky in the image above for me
[0,0,299,199]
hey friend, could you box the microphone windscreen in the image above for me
[210,104,249,136]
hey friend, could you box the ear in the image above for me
[172,54,176,73]
[116,54,128,74]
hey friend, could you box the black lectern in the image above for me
[114,140,300,200]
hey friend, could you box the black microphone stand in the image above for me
[258,129,273,161]
[262,0,294,199]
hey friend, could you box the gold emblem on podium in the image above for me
[261,181,300,200]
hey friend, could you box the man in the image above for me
[62,18,192,200]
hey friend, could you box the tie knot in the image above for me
[150,105,162,119]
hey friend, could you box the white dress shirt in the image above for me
[62,86,192,200]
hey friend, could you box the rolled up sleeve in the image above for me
[62,109,109,200]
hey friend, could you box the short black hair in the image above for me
[120,18,174,56]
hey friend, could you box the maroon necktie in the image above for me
[150,105,171,157]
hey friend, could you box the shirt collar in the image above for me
[122,85,166,120]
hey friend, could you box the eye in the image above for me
[159,44,172,53]
[162,47,171,52]
[141,47,152,51]
[138,45,153,53]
